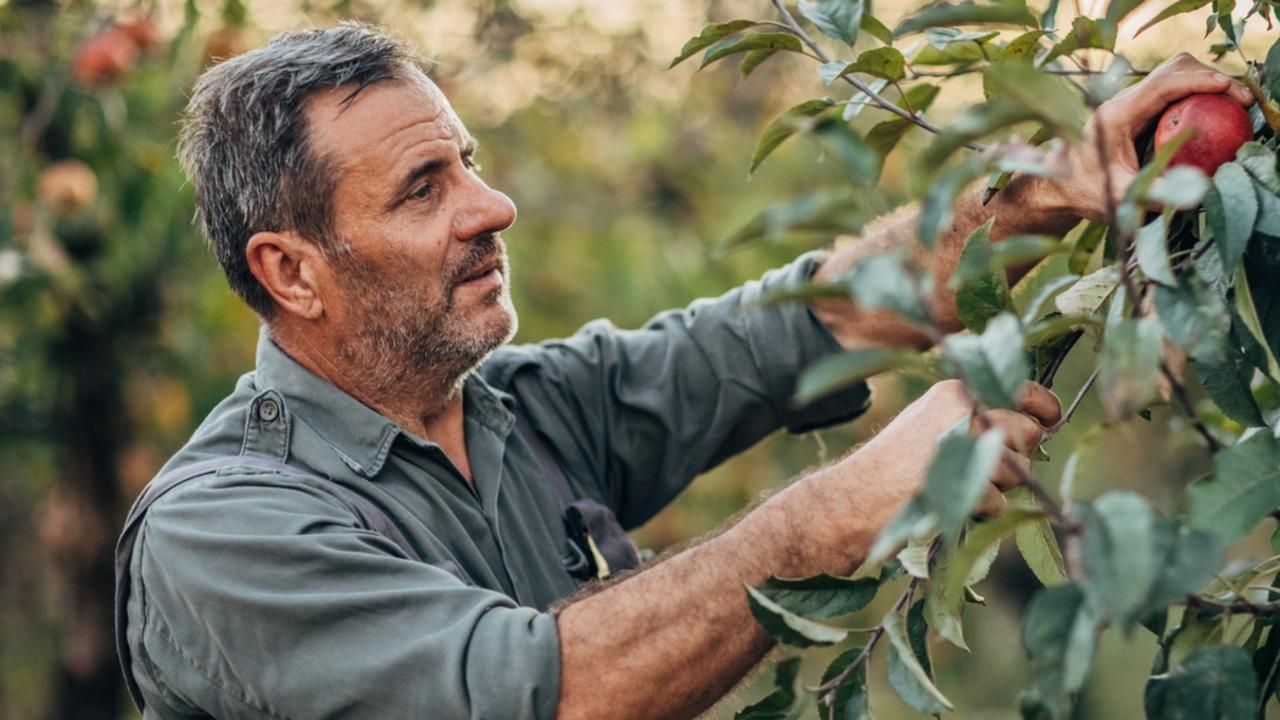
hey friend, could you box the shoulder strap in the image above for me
[512,408,576,509]
[511,408,643,580]
[113,455,425,712]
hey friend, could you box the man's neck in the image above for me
[267,321,475,484]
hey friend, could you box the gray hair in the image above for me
[178,22,428,317]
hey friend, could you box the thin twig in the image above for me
[813,540,938,703]
[908,67,1155,79]
[1045,366,1099,438]
[769,0,966,145]
[1037,329,1084,389]
[1186,594,1280,615]
[1162,360,1223,452]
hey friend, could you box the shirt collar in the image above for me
[252,326,515,478]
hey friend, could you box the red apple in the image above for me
[72,26,139,88]
[1153,93,1253,177]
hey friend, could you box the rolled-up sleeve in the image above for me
[128,473,560,720]
[484,252,872,530]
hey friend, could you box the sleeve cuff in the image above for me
[739,251,873,434]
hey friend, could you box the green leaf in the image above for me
[847,249,934,325]
[1080,493,1222,633]
[913,40,987,65]
[1195,347,1265,426]
[736,657,811,719]
[1022,584,1100,719]
[794,348,919,405]
[916,100,1036,189]
[1105,0,1147,26]
[981,62,1088,139]
[932,429,1010,540]
[756,574,881,620]
[1134,0,1212,36]
[800,0,865,45]
[1148,646,1258,720]
[906,599,934,676]
[1265,38,1280,102]
[818,47,907,83]
[1153,272,1230,364]
[1097,315,1162,421]
[954,219,1012,331]
[866,84,941,159]
[842,78,892,120]
[1209,162,1260,273]
[943,312,1029,409]
[998,29,1048,62]
[919,158,993,248]
[1022,274,1081,325]
[894,1,1038,38]
[869,428,1007,563]
[746,585,849,647]
[814,119,881,184]
[670,19,759,68]
[1007,487,1069,587]
[884,611,954,714]
[934,509,1042,649]
[861,14,894,44]
[1068,221,1107,274]
[1042,0,1062,31]
[1079,492,1164,632]
[1040,17,1117,67]
[1235,261,1280,380]
[1134,213,1175,286]
[725,190,871,247]
[1147,166,1211,209]
[1145,525,1223,610]
[819,647,872,720]
[1189,429,1280,544]
[701,32,804,69]
[741,48,781,77]
[751,99,837,174]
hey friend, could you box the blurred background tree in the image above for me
[0,0,1265,718]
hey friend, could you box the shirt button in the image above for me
[258,398,280,422]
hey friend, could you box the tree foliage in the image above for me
[676,1,1280,717]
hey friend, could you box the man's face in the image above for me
[304,71,518,394]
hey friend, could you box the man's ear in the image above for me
[245,231,327,320]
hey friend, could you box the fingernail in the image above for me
[1212,72,1229,83]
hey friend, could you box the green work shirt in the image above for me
[124,253,872,719]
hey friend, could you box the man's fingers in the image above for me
[991,450,1030,490]
[1017,382,1062,428]
[979,409,1044,454]
[974,483,1007,518]
[1110,64,1252,133]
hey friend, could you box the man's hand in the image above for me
[555,379,1061,720]
[1037,52,1255,224]
[812,53,1254,350]
[821,379,1062,547]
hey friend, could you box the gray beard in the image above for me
[330,244,517,406]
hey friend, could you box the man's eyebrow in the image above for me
[461,138,479,162]
[387,158,448,210]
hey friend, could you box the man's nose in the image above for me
[455,178,517,241]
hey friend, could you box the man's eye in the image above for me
[410,183,432,200]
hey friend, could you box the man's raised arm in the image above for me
[555,379,1061,720]
[810,54,1254,351]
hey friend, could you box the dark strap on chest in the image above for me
[512,410,641,581]
[113,456,438,713]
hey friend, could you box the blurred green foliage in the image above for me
[0,1,1268,718]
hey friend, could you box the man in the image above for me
[117,22,1252,720]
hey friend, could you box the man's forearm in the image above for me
[554,457,900,720]
[811,173,1079,350]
